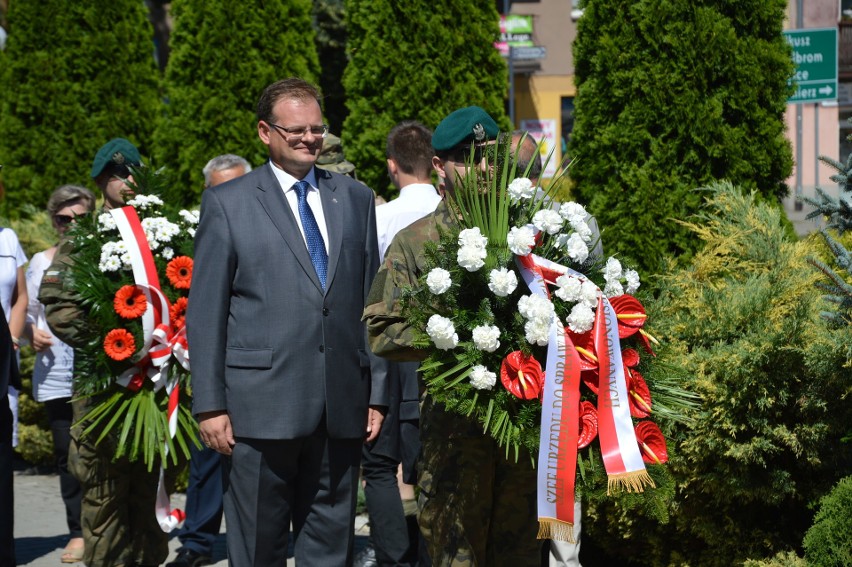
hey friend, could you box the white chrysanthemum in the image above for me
[564,233,589,264]
[532,209,563,235]
[179,209,200,225]
[160,247,175,260]
[141,217,181,244]
[604,280,625,298]
[507,225,536,256]
[120,252,132,268]
[569,218,593,243]
[469,365,497,390]
[99,256,122,272]
[471,324,501,353]
[127,194,164,210]
[426,315,458,350]
[603,257,623,282]
[458,227,488,249]
[559,202,587,223]
[518,294,555,322]
[147,236,161,251]
[567,303,595,334]
[98,213,117,232]
[624,269,641,295]
[187,227,196,238]
[507,177,536,201]
[524,319,551,346]
[580,279,599,308]
[488,267,518,297]
[457,245,486,272]
[426,268,452,294]
[554,274,583,303]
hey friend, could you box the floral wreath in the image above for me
[400,139,696,540]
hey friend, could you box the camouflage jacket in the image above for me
[364,199,457,362]
[37,238,89,349]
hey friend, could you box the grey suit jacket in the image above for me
[186,162,385,440]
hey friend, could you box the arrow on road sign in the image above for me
[819,85,833,96]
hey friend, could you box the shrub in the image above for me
[803,475,852,566]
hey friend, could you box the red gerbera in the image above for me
[500,351,544,400]
[166,256,193,290]
[634,421,668,465]
[103,328,136,361]
[169,297,188,329]
[113,285,147,319]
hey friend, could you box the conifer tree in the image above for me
[342,0,509,196]
[153,0,319,206]
[569,0,794,273]
[0,0,160,215]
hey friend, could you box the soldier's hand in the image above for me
[365,405,385,443]
[198,410,235,455]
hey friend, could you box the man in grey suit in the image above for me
[186,77,386,567]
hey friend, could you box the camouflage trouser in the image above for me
[68,399,169,567]
[417,399,541,567]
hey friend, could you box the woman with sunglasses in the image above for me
[24,184,95,564]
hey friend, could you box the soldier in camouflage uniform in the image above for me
[363,107,541,567]
[39,139,170,567]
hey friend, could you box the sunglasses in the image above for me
[54,214,75,227]
[448,143,495,165]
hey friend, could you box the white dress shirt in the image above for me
[375,183,442,259]
[269,161,330,253]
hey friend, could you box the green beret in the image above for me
[90,138,141,178]
[432,106,499,151]
[316,133,356,175]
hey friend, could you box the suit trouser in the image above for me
[224,431,362,567]
[362,448,418,566]
[176,438,224,555]
[0,396,15,567]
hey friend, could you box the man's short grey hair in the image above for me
[203,154,252,187]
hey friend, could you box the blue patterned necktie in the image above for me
[293,181,328,289]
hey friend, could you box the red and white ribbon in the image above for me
[109,206,186,532]
[516,251,653,542]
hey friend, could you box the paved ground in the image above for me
[13,465,370,566]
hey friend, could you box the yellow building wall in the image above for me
[514,74,576,178]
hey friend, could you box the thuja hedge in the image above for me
[569,0,794,274]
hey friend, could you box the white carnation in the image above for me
[564,233,589,264]
[603,257,623,282]
[518,294,555,322]
[471,325,501,353]
[559,202,587,223]
[580,280,599,307]
[457,245,486,272]
[507,177,535,201]
[554,274,583,303]
[532,209,563,235]
[604,280,625,298]
[426,268,453,294]
[567,303,596,334]
[488,267,518,297]
[426,315,458,350]
[469,365,497,390]
[569,218,593,243]
[524,319,551,346]
[624,269,641,295]
[507,225,536,256]
[458,227,488,249]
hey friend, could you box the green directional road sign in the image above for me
[784,28,838,104]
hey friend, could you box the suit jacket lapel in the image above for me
[318,169,343,292]
[255,163,324,293]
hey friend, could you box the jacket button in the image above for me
[319,345,325,353]
[322,308,329,316]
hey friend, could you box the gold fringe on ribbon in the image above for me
[537,518,575,543]
[606,470,656,496]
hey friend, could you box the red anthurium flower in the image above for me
[626,368,652,418]
[500,351,544,400]
[577,401,598,449]
[634,421,668,465]
[622,348,640,368]
[609,295,657,355]
[566,328,600,393]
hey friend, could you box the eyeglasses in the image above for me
[449,143,494,165]
[54,214,75,227]
[267,123,329,141]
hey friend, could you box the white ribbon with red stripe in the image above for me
[109,206,186,532]
[516,250,653,542]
